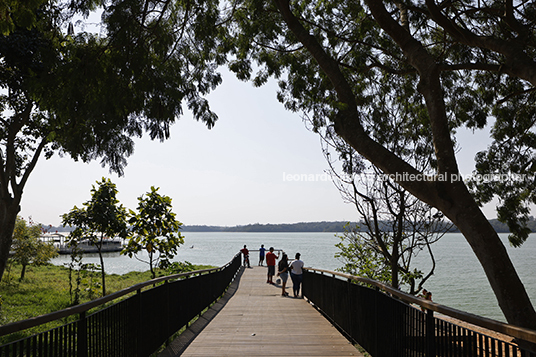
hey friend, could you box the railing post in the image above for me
[164,280,170,347]
[374,286,380,356]
[136,288,143,356]
[426,309,436,357]
[77,311,88,357]
[347,278,355,346]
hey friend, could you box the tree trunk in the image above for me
[391,244,399,290]
[336,114,536,328]
[437,181,536,329]
[342,132,536,328]
[97,242,106,296]
[0,198,20,282]
[391,191,404,290]
[20,263,27,281]
[149,251,155,280]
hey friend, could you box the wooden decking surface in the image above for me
[169,265,362,357]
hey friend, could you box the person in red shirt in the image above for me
[265,247,279,284]
[240,245,250,268]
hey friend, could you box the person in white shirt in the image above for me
[289,253,304,298]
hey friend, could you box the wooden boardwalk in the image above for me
[161,265,362,357]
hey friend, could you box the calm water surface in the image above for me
[51,232,536,322]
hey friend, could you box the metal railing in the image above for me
[3,256,536,357]
[303,268,536,357]
[0,254,241,357]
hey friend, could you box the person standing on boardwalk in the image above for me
[418,289,432,311]
[277,253,290,296]
[240,245,250,268]
[259,244,266,266]
[289,253,304,298]
[265,247,279,284]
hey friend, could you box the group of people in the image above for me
[240,244,304,298]
[419,289,433,311]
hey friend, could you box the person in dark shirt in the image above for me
[240,245,250,268]
[258,244,266,266]
[277,253,290,296]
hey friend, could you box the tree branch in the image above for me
[365,0,460,178]
[496,87,536,105]
[504,0,530,40]
[425,0,536,86]
[437,62,502,72]
[273,0,440,203]
[5,104,33,195]
[17,137,48,198]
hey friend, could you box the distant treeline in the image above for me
[180,219,531,233]
[182,221,358,233]
[487,218,536,233]
[43,218,536,233]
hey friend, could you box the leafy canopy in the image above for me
[62,178,129,242]
[0,0,225,282]
[214,2,536,327]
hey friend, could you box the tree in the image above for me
[335,224,393,284]
[0,0,223,282]
[62,178,129,296]
[332,171,450,294]
[0,0,47,35]
[9,216,57,281]
[222,0,536,329]
[322,87,450,294]
[122,186,184,279]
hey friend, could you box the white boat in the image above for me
[40,233,123,254]
[58,238,123,254]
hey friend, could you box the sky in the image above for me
[19,72,353,227]
[14,11,500,228]
[18,70,496,227]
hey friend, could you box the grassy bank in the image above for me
[0,262,214,344]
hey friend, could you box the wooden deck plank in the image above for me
[178,266,363,357]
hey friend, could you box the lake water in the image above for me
[50,232,536,322]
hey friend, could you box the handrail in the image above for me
[0,254,239,337]
[305,267,536,345]
[245,249,283,252]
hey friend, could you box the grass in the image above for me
[355,344,371,356]
[0,262,214,345]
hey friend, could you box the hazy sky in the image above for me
[18,70,495,227]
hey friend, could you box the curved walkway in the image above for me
[162,265,362,357]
